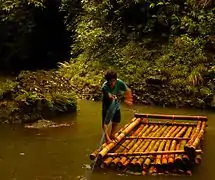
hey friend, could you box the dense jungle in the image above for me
[0,0,215,123]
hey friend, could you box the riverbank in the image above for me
[0,70,77,123]
[0,63,214,125]
[58,57,215,110]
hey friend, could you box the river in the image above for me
[0,99,214,180]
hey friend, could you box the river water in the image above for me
[0,99,214,180]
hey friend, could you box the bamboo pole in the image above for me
[125,137,190,140]
[143,126,186,173]
[89,117,137,160]
[134,126,168,170]
[181,128,198,171]
[109,124,150,167]
[195,154,202,165]
[185,121,206,157]
[114,125,159,167]
[155,126,178,169]
[185,121,201,147]
[107,150,202,156]
[135,125,169,171]
[161,126,183,166]
[184,121,203,157]
[98,118,142,159]
[127,125,162,169]
[141,121,198,126]
[174,126,193,168]
[103,124,147,167]
[167,126,188,170]
[142,126,173,173]
[135,113,208,121]
[128,126,172,171]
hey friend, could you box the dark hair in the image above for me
[105,69,117,82]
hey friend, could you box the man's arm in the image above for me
[124,87,133,105]
[118,79,133,105]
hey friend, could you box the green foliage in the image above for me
[0,70,77,123]
[1,0,215,109]
[0,79,17,100]
[59,0,215,108]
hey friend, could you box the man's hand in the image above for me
[108,93,117,100]
[125,99,133,106]
[112,95,117,100]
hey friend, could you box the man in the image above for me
[101,69,133,144]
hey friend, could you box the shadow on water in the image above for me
[0,99,214,180]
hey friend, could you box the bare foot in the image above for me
[105,136,113,144]
[110,134,117,140]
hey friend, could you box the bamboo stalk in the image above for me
[131,126,173,171]
[125,137,190,140]
[185,121,201,148]
[114,125,159,167]
[195,154,202,165]
[155,126,178,169]
[181,130,199,171]
[142,126,173,173]
[189,122,206,151]
[174,126,193,168]
[135,113,208,121]
[168,126,188,170]
[161,126,183,166]
[144,126,186,173]
[141,122,198,126]
[184,121,204,157]
[107,150,202,156]
[109,124,150,167]
[89,117,137,160]
[127,125,161,169]
[134,126,167,169]
[98,118,142,159]
[135,125,169,171]
[103,124,146,167]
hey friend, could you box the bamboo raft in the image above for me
[89,113,208,176]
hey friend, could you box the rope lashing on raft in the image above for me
[172,115,175,125]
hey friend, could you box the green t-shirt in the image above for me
[102,79,127,109]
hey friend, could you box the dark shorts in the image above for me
[102,109,121,125]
